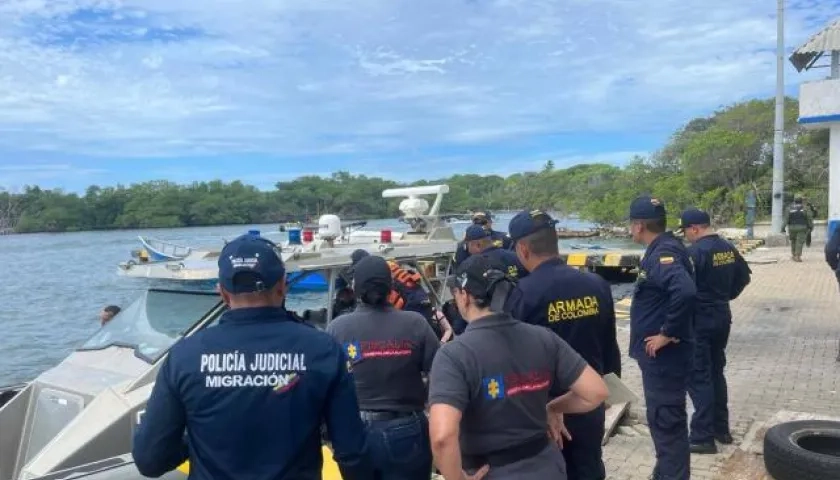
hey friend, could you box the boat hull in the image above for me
[142,271,329,293]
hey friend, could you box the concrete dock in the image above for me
[603,244,840,479]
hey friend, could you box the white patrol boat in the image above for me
[115,185,458,292]
[0,238,458,480]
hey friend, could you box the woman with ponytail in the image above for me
[327,254,441,480]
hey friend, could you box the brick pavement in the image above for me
[604,245,840,479]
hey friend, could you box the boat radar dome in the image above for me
[318,214,342,240]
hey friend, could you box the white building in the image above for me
[791,19,840,238]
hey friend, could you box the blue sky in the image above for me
[1,0,839,192]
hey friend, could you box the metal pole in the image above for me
[746,189,756,239]
[771,0,786,233]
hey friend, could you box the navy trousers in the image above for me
[639,359,690,480]
[364,413,432,480]
[688,322,731,444]
[562,404,607,480]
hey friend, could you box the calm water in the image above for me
[0,215,639,385]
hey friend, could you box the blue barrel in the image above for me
[288,228,302,245]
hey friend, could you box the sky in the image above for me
[1,0,840,192]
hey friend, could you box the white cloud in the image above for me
[0,0,835,161]
[0,163,106,190]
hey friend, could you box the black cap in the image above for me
[350,249,370,265]
[352,256,392,297]
[446,254,506,299]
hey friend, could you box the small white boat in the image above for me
[137,236,192,262]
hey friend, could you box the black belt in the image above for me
[359,410,421,422]
[462,435,549,469]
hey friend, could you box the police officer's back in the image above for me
[132,235,372,480]
[504,209,620,480]
[628,197,696,480]
[679,208,751,453]
[327,255,440,479]
[428,255,609,480]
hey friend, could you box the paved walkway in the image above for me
[604,244,840,480]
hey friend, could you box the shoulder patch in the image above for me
[659,256,674,265]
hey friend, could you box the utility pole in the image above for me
[771,0,786,233]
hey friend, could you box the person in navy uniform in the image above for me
[824,225,840,361]
[503,209,620,480]
[464,224,528,280]
[454,211,513,267]
[448,223,522,336]
[679,208,751,454]
[132,234,373,480]
[327,255,440,480]
[428,254,609,480]
[826,225,840,291]
[627,196,696,480]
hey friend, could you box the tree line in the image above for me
[0,97,828,234]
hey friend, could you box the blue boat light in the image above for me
[247,229,261,236]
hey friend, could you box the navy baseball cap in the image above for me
[446,254,506,299]
[218,234,286,294]
[628,196,667,220]
[678,208,711,229]
[508,209,558,242]
[464,224,491,241]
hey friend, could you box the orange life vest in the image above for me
[386,261,423,310]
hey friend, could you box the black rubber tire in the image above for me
[763,420,840,480]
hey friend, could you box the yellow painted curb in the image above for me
[175,446,343,479]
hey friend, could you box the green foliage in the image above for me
[2,97,829,233]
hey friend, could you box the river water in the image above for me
[0,215,639,385]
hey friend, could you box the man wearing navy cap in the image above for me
[679,208,751,453]
[464,224,527,280]
[132,234,373,480]
[504,209,621,480]
[627,196,696,480]
[454,211,513,267]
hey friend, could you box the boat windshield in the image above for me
[78,289,221,363]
